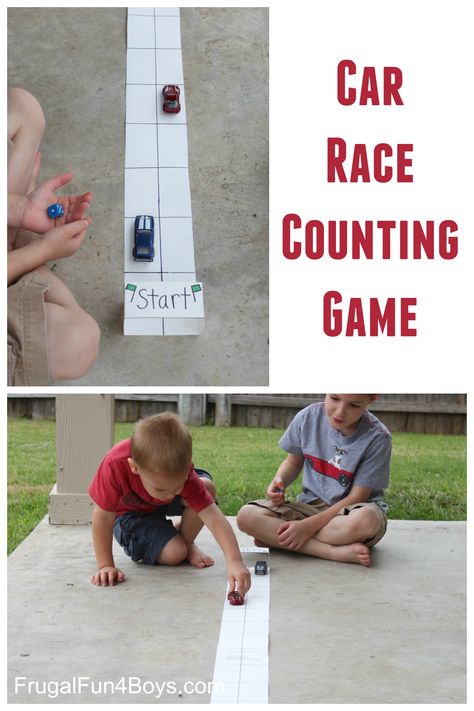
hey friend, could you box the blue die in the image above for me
[47,203,65,219]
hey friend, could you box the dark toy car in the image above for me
[162,84,181,113]
[227,591,244,606]
[254,560,267,575]
[133,215,155,262]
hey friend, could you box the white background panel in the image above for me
[270,0,473,390]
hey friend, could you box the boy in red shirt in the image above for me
[89,412,250,595]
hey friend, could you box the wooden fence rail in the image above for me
[7,394,466,434]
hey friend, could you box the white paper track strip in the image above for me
[210,567,270,704]
[124,7,204,336]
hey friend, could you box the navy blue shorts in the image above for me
[113,469,212,565]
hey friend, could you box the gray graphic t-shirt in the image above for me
[279,402,391,512]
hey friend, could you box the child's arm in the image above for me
[8,219,91,285]
[277,485,373,550]
[267,453,305,505]
[199,504,251,596]
[90,504,125,586]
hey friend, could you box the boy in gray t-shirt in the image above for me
[237,394,392,567]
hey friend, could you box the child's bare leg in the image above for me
[314,506,381,546]
[8,88,45,248]
[237,504,374,567]
[34,264,100,380]
[237,505,285,548]
[8,88,45,195]
[156,535,188,565]
[179,478,216,567]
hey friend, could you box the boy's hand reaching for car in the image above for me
[227,561,251,598]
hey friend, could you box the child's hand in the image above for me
[227,562,251,597]
[276,520,311,551]
[22,172,93,234]
[40,218,92,261]
[91,566,125,586]
[267,476,285,505]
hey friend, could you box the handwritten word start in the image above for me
[124,281,204,319]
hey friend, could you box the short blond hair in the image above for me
[131,412,192,474]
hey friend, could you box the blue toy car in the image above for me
[133,215,155,262]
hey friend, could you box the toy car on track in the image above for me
[227,591,244,606]
[255,560,267,575]
[133,215,155,262]
[162,85,181,113]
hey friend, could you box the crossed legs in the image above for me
[237,504,383,566]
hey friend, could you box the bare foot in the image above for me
[187,543,214,568]
[331,542,372,567]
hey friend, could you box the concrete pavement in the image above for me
[8,517,466,703]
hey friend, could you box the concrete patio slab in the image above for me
[7,7,268,385]
[8,517,466,703]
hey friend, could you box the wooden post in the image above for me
[178,394,206,425]
[49,394,114,524]
[215,394,232,426]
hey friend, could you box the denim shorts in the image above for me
[113,469,212,565]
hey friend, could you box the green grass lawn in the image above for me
[7,418,467,554]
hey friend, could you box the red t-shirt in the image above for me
[88,438,214,517]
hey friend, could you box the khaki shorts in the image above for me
[8,270,52,386]
[248,498,387,547]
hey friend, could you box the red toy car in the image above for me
[162,85,181,113]
[227,591,244,606]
